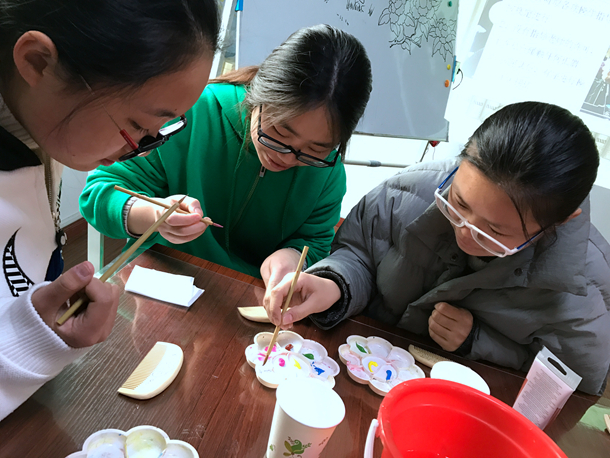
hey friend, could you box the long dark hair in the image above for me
[0,0,219,90]
[213,24,373,158]
[461,101,598,236]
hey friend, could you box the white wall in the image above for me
[59,168,87,228]
[341,134,461,218]
[590,185,610,241]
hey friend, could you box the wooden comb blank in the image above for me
[118,342,183,400]
[121,344,166,389]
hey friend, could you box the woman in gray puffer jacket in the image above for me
[265,101,610,396]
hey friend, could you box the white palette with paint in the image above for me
[338,335,425,396]
[64,425,198,458]
[245,331,340,389]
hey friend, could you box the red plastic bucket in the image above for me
[364,378,567,458]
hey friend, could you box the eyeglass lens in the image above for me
[435,194,508,256]
[258,106,337,168]
[259,136,291,154]
[117,115,187,162]
[259,133,336,167]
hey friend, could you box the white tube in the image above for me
[513,346,582,430]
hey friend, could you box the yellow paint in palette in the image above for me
[368,361,379,372]
[125,428,166,458]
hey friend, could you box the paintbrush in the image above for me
[114,185,223,228]
[56,197,185,325]
[262,246,309,366]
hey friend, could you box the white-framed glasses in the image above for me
[434,167,542,257]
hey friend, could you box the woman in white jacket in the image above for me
[0,0,219,419]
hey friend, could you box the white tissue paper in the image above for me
[124,265,204,307]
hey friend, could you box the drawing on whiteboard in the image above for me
[346,0,374,16]
[346,0,365,13]
[238,0,458,139]
[378,0,456,59]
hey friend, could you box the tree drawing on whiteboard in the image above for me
[378,0,456,59]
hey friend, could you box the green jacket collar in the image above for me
[207,83,249,143]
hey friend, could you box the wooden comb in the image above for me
[117,342,183,400]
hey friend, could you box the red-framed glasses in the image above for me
[81,76,187,162]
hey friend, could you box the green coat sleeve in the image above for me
[280,161,346,267]
[79,151,170,240]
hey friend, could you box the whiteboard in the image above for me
[237,0,458,140]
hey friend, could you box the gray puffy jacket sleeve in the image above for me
[307,168,432,329]
[307,185,387,329]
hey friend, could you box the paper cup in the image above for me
[266,378,345,458]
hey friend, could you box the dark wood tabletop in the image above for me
[1,244,609,458]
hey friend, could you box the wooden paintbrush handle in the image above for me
[280,246,309,314]
[262,246,309,365]
[56,197,185,325]
[114,185,221,228]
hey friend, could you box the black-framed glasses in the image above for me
[257,106,339,168]
[117,115,188,162]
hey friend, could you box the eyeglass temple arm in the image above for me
[120,130,139,150]
[438,167,459,189]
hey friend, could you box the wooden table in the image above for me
[1,245,609,457]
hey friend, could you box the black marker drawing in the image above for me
[378,0,456,58]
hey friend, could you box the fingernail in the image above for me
[75,262,92,280]
[283,313,292,324]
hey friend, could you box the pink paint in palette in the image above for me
[256,343,280,362]
[245,331,340,389]
[338,335,425,396]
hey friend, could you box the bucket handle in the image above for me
[363,418,379,458]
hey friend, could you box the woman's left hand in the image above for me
[428,302,473,352]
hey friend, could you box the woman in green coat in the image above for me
[79,25,372,292]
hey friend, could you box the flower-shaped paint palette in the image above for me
[245,331,340,389]
[338,335,425,396]
[65,425,198,458]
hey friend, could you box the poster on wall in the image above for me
[447,0,610,164]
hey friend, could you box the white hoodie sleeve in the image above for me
[0,282,89,420]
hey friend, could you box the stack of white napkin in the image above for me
[124,265,204,307]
